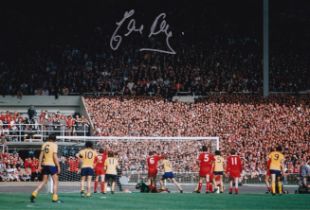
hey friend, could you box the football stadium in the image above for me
[0,0,309,209]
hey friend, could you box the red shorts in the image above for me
[266,170,271,176]
[95,168,105,176]
[148,169,158,178]
[228,170,241,178]
[199,169,213,178]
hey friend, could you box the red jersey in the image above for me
[66,118,75,128]
[5,114,12,123]
[24,159,31,168]
[266,159,271,176]
[68,158,79,172]
[94,153,107,170]
[266,159,271,170]
[226,155,242,173]
[197,152,215,170]
[147,155,162,171]
[30,159,39,173]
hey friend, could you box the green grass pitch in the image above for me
[0,192,309,210]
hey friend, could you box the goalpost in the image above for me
[48,136,219,193]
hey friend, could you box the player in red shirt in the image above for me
[226,149,242,194]
[66,116,75,136]
[94,148,107,193]
[194,146,215,193]
[147,151,162,192]
[265,159,271,193]
[24,158,31,173]
[68,157,79,173]
[30,157,39,181]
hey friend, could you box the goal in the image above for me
[54,136,220,184]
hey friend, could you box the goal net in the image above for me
[55,136,219,185]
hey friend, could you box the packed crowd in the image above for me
[0,149,80,182]
[0,109,91,141]
[0,1,309,98]
[0,152,80,182]
[270,1,310,92]
[0,32,262,98]
[0,152,33,182]
[85,94,310,177]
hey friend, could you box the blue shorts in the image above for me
[42,166,58,176]
[162,172,174,179]
[270,170,282,176]
[81,167,94,176]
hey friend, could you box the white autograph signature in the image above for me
[110,9,176,55]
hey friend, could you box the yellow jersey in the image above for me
[214,155,224,172]
[41,142,58,166]
[104,157,119,175]
[268,151,285,170]
[162,159,173,172]
[77,148,97,168]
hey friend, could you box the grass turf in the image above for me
[0,192,309,210]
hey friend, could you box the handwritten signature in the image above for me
[110,9,176,55]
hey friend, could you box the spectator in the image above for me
[300,159,310,188]
[83,94,309,175]
[27,106,37,121]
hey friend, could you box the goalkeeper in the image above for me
[299,159,310,192]
[136,179,150,193]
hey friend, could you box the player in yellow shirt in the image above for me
[268,145,285,195]
[104,151,119,194]
[30,134,61,203]
[159,155,183,193]
[213,150,225,193]
[77,141,98,197]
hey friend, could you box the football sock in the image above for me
[278,181,282,194]
[198,182,202,192]
[52,194,58,201]
[229,187,232,193]
[271,181,276,194]
[235,188,239,194]
[101,182,105,192]
[94,181,98,192]
[208,183,213,192]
